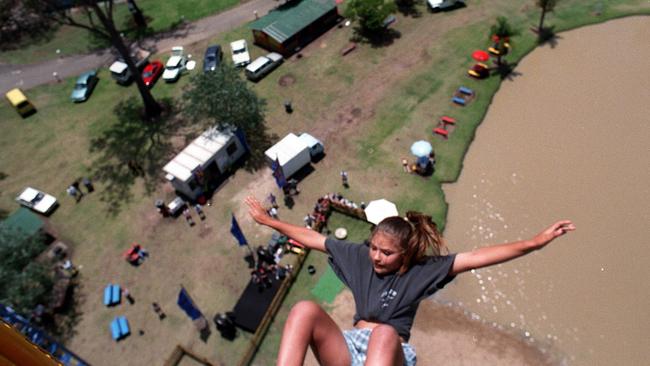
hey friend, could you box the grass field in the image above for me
[0,0,240,64]
[0,0,648,364]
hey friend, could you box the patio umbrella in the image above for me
[410,140,432,157]
[364,199,399,225]
[472,50,489,62]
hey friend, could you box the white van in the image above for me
[245,53,283,81]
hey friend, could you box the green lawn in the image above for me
[0,0,648,364]
[0,0,241,64]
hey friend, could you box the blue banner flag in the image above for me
[177,287,202,320]
[271,156,287,189]
[230,214,248,246]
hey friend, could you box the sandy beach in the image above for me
[308,16,650,366]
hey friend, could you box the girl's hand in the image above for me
[532,220,576,248]
[246,196,272,225]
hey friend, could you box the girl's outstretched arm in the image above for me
[450,220,575,275]
[245,196,327,253]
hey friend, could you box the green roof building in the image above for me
[250,0,339,56]
[0,207,45,238]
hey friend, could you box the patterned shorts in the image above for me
[342,328,417,366]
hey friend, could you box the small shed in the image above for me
[163,127,247,200]
[250,0,339,56]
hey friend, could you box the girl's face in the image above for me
[369,231,404,275]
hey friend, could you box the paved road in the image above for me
[0,0,278,94]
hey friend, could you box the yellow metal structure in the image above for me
[0,321,61,366]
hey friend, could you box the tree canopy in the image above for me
[344,0,397,36]
[0,1,54,50]
[183,65,274,170]
[183,65,267,134]
[0,226,53,314]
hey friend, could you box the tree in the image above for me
[536,0,557,33]
[1,1,53,50]
[490,16,520,67]
[183,65,272,170]
[344,0,397,38]
[184,65,266,135]
[30,1,161,118]
[0,226,53,314]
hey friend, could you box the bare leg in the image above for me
[277,300,350,366]
[365,325,405,366]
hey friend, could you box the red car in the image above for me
[142,60,163,87]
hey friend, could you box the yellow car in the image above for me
[5,88,36,117]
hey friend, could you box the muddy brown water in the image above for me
[439,16,650,365]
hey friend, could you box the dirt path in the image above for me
[0,0,277,94]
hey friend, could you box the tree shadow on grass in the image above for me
[536,26,561,48]
[396,0,423,18]
[240,123,279,173]
[49,278,85,342]
[492,61,522,81]
[352,28,402,49]
[0,172,8,220]
[89,98,186,215]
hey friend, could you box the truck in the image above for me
[163,127,248,200]
[109,47,151,85]
[264,133,324,179]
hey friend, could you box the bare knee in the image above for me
[367,325,404,365]
[370,324,401,344]
[286,300,324,325]
[289,300,322,316]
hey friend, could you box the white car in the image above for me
[427,0,464,11]
[245,52,283,81]
[16,187,58,215]
[162,46,186,82]
[230,40,251,67]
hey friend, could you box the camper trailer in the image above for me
[163,127,247,200]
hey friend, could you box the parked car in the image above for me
[142,61,164,87]
[203,45,223,72]
[163,46,186,82]
[230,39,251,67]
[5,88,36,117]
[245,52,283,81]
[16,187,58,215]
[427,0,465,11]
[70,70,99,102]
[109,47,150,85]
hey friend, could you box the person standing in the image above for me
[401,158,410,173]
[66,185,82,202]
[123,288,135,305]
[152,302,166,320]
[82,177,94,193]
[341,171,349,188]
[268,193,279,209]
[268,207,278,219]
[194,203,206,220]
[183,208,195,226]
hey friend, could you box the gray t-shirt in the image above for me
[325,237,456,342]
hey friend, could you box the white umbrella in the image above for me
[410,140,432,157]
[364,199,399,225]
